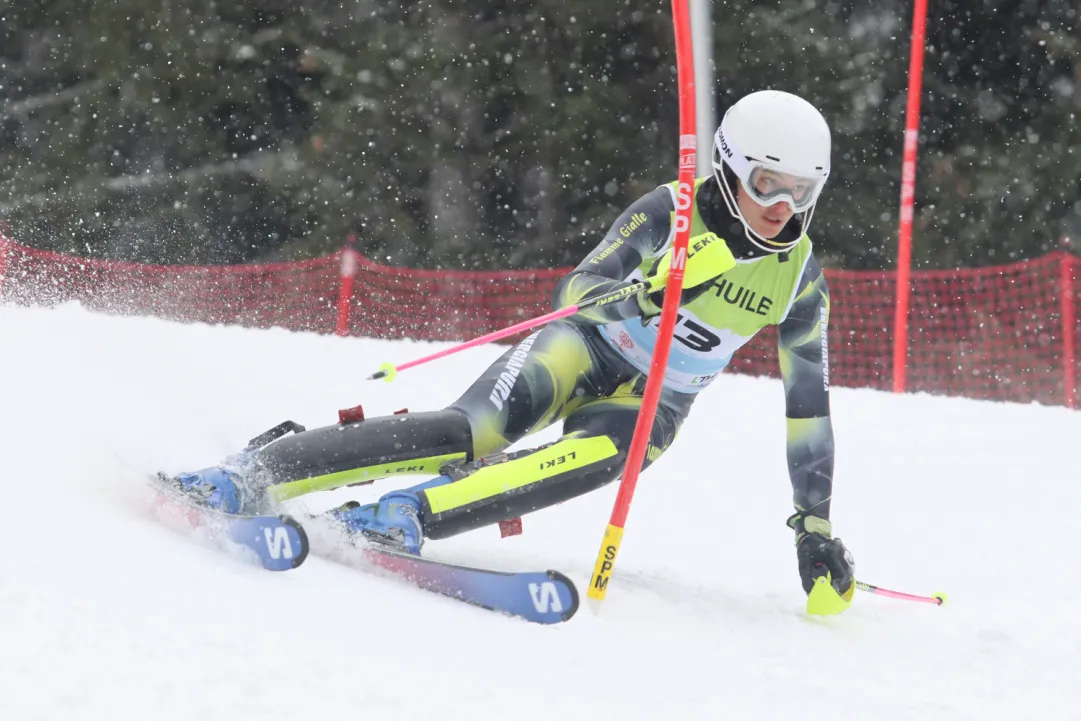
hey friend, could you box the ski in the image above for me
[306,520,578,624]
[147,475,309,571]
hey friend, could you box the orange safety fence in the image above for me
[0,232,1077,408]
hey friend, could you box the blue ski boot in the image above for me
[165,449,259,515]
[162,421,307,514]
[326,475,452,555]
[167,466,245,514]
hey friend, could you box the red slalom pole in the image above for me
[891,0,930,393]
[335,234,359,337]
[1061,253,1076,409]
[587,0,696,605]
[0,227,13,299]
[856,581,947,606]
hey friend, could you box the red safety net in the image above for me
[343,252,562,342]
[727,254,1080,407]
[0,238,342,333]
[1,233,1077,408]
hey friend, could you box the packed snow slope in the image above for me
[2,303,1079,721]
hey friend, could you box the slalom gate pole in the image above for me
[0,227,12,299]
[335,234,359,337]
[586,0,696,607]
[891,0,929,393]
[856,581,947,606]
[367,280,649,381]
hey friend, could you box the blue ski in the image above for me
[307,523,578,624]
[147,475,309,571]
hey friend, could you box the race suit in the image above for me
[249,176,835,538]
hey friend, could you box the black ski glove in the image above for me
[787,512,855,597]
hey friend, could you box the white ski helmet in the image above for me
[712,90,831,253]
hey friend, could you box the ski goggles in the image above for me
[742,163,825,214]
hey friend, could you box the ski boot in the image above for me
[325,475,452,555]
[162,448,260,514]
[161,421,307,514]
[164,466,245,514]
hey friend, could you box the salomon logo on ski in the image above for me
[264,527,295,560]
[528,582,563,614]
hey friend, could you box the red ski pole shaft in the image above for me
[367,280,648,381]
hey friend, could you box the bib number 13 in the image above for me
[669,313,720,352]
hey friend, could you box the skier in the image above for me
[168,90,855,603]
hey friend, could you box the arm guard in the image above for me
[552,186,674,324]
[777,254,835,520]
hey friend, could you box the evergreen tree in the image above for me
[0,0,1078,270]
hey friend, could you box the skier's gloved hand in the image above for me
[646,231,736,292]
[638,231,737,317]
[787,511,855,598]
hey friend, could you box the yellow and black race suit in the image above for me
[252,176,834,537]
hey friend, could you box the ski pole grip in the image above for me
[579,280,650,311]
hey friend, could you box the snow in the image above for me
[2,302,1079,720]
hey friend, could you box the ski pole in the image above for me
[367,279,651,381]
[856,581,947,606]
